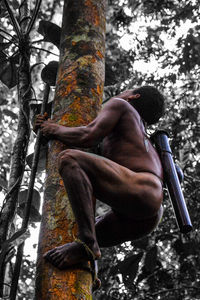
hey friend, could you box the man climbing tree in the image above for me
[35,86,165,269]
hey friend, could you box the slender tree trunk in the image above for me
[0,0,31,296]
[35,0,106,298]
[0,0,31,247]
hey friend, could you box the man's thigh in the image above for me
[63,149,162,219]
[66,149,138,197]
[95,206,163,247]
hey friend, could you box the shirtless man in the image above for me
[35,86,165,269]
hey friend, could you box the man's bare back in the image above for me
[101,97,163,178]
[35,87,165,271]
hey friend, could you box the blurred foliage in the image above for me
[0,0,200,299]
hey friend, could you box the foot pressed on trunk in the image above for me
[43,240,101,270]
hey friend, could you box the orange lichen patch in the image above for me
[70,97,94,113]
[68,272,77,289]
[84,0,100,27]
[57,60,79,80]
[91,56,96,63]
[90,85,103,101]
[60,113,70,124]
[37,268,93,300]
[62,72,77,87]
[58,69,77,83]
[91,88,97,97]
[57,82,77,100]
[59,179,64,186]
[96,50,103,59]
[97,84,101,95]
[59,105,94,127]
[59,111,85,127]
[45,271,92,299]
[36,0,106,298]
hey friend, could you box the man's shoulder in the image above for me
[107,97,132,111]
[109,97,140,120]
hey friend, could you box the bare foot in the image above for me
[43,241,101,270]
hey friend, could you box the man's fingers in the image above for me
[36,115,47,121]
[35,113,48,120]
[33,113,48,133]
[35,119,43,124]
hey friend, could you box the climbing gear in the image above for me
[74,238,97,260]
[74,239,101,290]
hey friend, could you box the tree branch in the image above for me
[26,0,42,35]
[3,0,21,40]
[149,286,200,297]
[31,46,59,56]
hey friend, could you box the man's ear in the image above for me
[127,93,141,101]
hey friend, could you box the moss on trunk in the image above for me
[35,0,106,299]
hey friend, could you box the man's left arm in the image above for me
[35,98,127,147]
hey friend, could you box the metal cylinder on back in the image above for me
[151,130,192,234]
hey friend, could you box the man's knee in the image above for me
[57,149,80,174]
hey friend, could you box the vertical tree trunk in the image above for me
[0,1,31,296]
[0,0,31,247]
[35,0,106,299]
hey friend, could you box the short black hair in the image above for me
[132,86,165,125]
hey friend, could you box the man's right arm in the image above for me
[35,99,127,148]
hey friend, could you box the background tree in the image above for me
[0,0,200,299]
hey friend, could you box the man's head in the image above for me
[118,86,165,125]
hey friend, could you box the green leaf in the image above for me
[0,41,12,51]
[26,144,47,172]
[3,108,18,119]
[41,61,58,86]
[17,189,41,223]
[0,51,18,88]
[38,20,61,48]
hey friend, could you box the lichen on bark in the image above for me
[35,0,106,299]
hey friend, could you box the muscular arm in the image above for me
[37,99,127,147]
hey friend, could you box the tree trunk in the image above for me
[0,0,31,247]
[0,1,31,296]
[35,0,106,299]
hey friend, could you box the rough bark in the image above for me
[35,0,106,299]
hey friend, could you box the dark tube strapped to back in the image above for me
[151,130,192,233]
